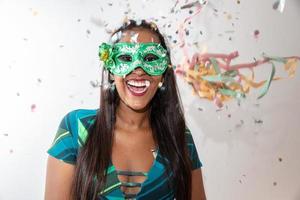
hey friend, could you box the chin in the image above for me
[126,101,150,112]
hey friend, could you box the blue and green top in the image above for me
[47,109,202,200]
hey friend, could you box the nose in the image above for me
[132,67,146,76]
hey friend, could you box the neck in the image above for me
[116,101,150,130]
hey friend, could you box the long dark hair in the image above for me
[71,19,192,200]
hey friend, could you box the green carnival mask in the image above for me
[98,42,169,76]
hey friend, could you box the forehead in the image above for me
[119,28,160,43]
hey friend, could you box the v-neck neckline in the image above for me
[109,149,159,199]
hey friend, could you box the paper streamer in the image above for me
[176,52,299,107]
[173,2,299,107]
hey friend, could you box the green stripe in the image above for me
[100,182,122,194]
[52,131,70,146]
[116,170,147,176]
[121,182,142,187]
[106,165,115,175]
[78,119,88,145]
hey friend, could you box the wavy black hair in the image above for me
[71,19,192,200]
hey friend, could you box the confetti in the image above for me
[273,0,285,13]
[273,182,277,186]
[235,120,244,128]
[90,80,101,88]
[105,28,113,34]
[181,1,199,9]
[29,8,39,16]
[185,30,190,36]
[278,157,283,162]
[31,104,36,112]
[254,119,263,124]
[226,13,232,20]
[175,51,299,107]
[170,0,179,13]
[254,30,260,39]
[225,30,235,34]
[90,17,106,27]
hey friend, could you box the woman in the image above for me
[45,19,206,200]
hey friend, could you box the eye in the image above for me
[118,55,132,62]
[144,54,159,62]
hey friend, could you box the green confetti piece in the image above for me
[201,74,236,84]
[262,54,287,64]
[194,64,200,71]
[219,88,246,99]
[210,58,221,74]
[222,70,238,77]
[257,62,276,99]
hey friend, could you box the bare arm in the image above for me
[191,168,206,200]
[45,156,75,200]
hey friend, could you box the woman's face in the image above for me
[114,28,163,111]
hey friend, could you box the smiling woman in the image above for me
[45,19,206,200]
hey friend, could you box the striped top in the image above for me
[47,109,202,200]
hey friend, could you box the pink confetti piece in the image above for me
[254,30,260,39]
[31,104,36,112]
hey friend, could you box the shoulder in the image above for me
[61,109,98,131]
[47,108,98,164]
[63,109,98,146]
[184,127,195,144]
[184,127,203,169]
[64,108,98,122]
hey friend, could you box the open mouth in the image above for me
[126,79,150,96]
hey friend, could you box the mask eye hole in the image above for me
[144,54,159,62]
[118,55,132,62]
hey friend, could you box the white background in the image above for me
[0,0,299,199]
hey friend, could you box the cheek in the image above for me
[152,76,163,86]
[148,76,163,94]
[114,77,126,94]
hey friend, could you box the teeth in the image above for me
[145,81,150,87]
[127,80,150,87]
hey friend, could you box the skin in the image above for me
[44,28,206,200]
